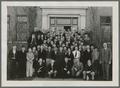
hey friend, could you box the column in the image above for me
[80,15,86,29]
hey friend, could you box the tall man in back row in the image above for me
[100,43,112,80]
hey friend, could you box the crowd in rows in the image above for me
[8,29,112,80]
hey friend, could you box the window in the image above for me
[16,15,29,41]
[7,15,12,42]
[57,17,71,25]
[100,16,112,43]
[72,17,78,25]
[50,17,55,25]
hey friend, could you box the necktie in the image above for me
[75,51,77,57]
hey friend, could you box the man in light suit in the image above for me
[72,46,80,64]
[100,43,112,80]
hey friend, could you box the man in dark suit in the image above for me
[62,57,72,78]
[38,45,46,63]
[17,46,27,78]
[8,45,19,79]
[51,47,58,61]
[56,47,65,78]
[27,33,37,47]
[36,34,42,45]
[37,58,46,77]
[47,60,57,78]
[100,43,112,80]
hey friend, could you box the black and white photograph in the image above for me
[1,1,119,87]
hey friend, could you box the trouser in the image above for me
[26,61,33,77]
[102,63,110,80]
[9,60,18,79]
[46,58,52,66]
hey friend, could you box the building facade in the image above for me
[7,6,112,50]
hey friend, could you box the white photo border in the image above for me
[1,1,119,87]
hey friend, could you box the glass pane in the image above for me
[72,18,78,25]
[17,16,28,22]
[57,18,71,25]
[50,18,55,25]
[100,16,111,24]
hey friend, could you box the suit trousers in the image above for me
[26,61,33,77]
[102,63,110,80]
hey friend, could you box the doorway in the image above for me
[64,26,71,31]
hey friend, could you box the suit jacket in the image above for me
[46,50,52,59]
[100,48,112,64]
[65,52,74,66]
[17,50,27,63]
[36,38,43,45]
[62,61,72,72]
[56,51,65,65]
[8,49,19,61]
[85,50,92,61]
[72,62,83,72]
[38,49,46,60]
[47,63,57,72]
[84,64,94,72]
[51,51,58,60]
[72,50,80,59]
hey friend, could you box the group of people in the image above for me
[8,29,112,80]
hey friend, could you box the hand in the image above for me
[50,70,53,73]
[64,68,67,71]
[74,68,77,71]
[67,71,70,74]
[86,71,91,73]
[109,61,111,64]
[54,70,57,73]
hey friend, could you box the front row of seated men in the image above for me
[33,57,95,80]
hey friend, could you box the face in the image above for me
[103,43,107,48]
[22,47,25,51]
[38,35,40,39]
[37,45,40,50]
[75,47,78,50]
[65,57,68,62]
[95,48,98,51]
[59,47,63,51]
[87,60,91,66]
[68,48,71,52]
[32,34,35,38]
[40,45,43,49]
[39,59,42,63]
[64,47,67,50]
[28,48,32,52]
[90,45,94,50]
[51,60,55,64]
[86,45,90,50]
[13,46,17,50]
[48,46,51,50]
[33,47,36,51]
